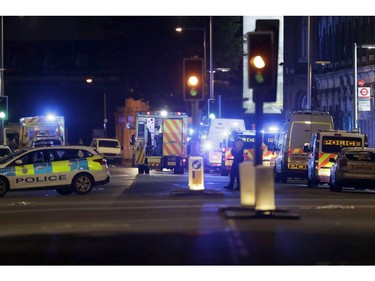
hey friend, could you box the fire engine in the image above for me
[220,130,269,176]
[306,129,368,187]
[133,111,188,174]
[19,115,65,149]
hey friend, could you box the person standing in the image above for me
[223,138,244,190]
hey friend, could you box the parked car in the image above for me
[0,146,110,197]
[329,147,375,192]
[90,138,122,165]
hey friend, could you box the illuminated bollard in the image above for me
[239,161,255,207]
[255,166,276,212]
[188,156,204,191]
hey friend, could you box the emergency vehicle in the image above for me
[134,111,188,174]
[200,118,245,172]
[19,115,65,148]
[220,130,269,176]
[307,130,368,187]
[274,111,334,183]
[0,146,110,197]
[262,129,279,167]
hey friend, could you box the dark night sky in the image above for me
[2,2,347,145]
[3,16,214,144]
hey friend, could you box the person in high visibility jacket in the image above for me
[223,138,244,190]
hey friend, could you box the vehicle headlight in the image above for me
[203,142,213,151]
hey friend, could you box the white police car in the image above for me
[0,146,110,197]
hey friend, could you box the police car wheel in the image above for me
[56,187,74,195]
[0,177,9,197]
[72,173,94,195]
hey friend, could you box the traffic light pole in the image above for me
[0,17,4,146]
[254,90,263,166]
[191,101,201,156]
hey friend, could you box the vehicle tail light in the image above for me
[338,158,347,167]
[94,158,107,165]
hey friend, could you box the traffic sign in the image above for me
[358,79,365,87]
[358,87,371,98]
[359,100,371,111]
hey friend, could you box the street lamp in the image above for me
[176,26,208,156]
[353,43,375,130]
[85,78,107,137]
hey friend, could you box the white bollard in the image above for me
[255,166,276,212]
[239,161,256,207]
[188,156,205,191]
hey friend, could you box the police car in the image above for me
[0,146,110,197]
[329,147,375,192]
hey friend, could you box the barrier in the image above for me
[239,161,255,207]
[255,166,276,212]
[188,156,204,191]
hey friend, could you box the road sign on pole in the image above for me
[358,87,370,98]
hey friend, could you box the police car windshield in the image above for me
[0,150,25,164]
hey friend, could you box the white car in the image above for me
[0,146,110,197]
[329,147,375,192]
[90,138,122,165]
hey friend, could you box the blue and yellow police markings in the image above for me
[15,164,36,175]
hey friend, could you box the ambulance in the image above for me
[200,118,245,172]
[220,130,269,176]
[133,111,188,174]
[19,115,65,149]
[274,111,334,183]
[306,130,368,187]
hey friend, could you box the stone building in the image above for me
[284,16,375,146]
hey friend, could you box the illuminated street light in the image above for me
[353,43,375,130]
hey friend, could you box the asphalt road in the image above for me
[1,164,375,265]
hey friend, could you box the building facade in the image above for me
[284,16,375,146]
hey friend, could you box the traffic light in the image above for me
[247,31,278,102]
[183,58,204,101]
[0,96,8,120]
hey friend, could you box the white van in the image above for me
[91,138,122,165]
[274,111,334,183]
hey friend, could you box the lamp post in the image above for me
[353,43,375,130]
[0,17,4,145]
[86,77,107,137]
[307,16,311,111]
[176,26,209,156]
[208,67,230,117]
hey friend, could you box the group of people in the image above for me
[223,138,244,191]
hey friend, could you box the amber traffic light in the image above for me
[183,58,204,101]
